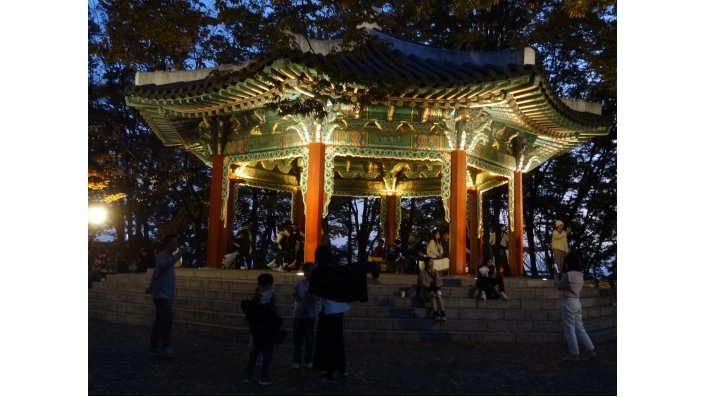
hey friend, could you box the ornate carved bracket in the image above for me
[323,146,451,221]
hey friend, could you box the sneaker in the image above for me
[440,311,447,321]
[562,354,579,362]
[240,265,248,270]
[157,347,175,358]
[266,261,276,268]
[582,350,598,361]
[258,378,272,386]
[479,291,487,300]
[433,311,441,320]
[305,362,314,369]
[499,292,509,301]
[242,378,254,384]
[291,362,300,369]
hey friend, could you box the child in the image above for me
[291,262,319,369]
[241,273,281,386]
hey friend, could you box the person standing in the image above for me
[236,224,254,269]
[426,229,444,260]
[291,262,319,370]
[551,220,571,274]
[490,224,509,275]
[441,231,450,259]
[242,273,281,386]
[553,252,597,361]
[312,247,350,383]
[148,234,183,358]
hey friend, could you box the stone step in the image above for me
[90,276,606,301]
[88,308,616,345]
[89,286,611,316]
[89,271,616,344]
[89,295,616,334]
[88,292,615,323]
[105,269,572,289]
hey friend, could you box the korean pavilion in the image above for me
[125,26,610,276]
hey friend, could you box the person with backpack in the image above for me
[241,273,284,386]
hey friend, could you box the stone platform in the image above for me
[88,268,616,344]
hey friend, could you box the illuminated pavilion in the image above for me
[125,26,610,275]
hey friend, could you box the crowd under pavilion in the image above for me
[125,25,610,276]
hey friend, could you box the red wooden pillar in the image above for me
[468,186,481,272]
[508,171,524,276]
[294,188,305,232]
[304,142,325,263]
[449,150,467,275]
[206,155,228,268]
[384,193,397,247]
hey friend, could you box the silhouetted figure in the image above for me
[241,273,283,386]
[291,262,318,370]
[137,247,154,272]
[490,224,509,276]
[476,256,509,301]
[148,235,183,359]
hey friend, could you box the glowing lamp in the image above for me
[88,206,107,225]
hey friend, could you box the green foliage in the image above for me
[88,0,616,269]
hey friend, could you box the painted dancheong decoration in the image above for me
[126,25,610,272]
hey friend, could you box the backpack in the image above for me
[241,297,286,345]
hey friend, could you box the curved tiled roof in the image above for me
[126,28,607,128]
[125,27,610,170]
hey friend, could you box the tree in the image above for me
[88,0,616,270]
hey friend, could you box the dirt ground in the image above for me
[88,319,616,396]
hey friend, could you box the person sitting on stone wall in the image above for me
[417,257,447,321]
[476,256,509,301]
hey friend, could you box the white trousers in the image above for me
[561,297,595,355]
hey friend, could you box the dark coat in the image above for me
[241,293,282,345]
[309,262,380,303]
